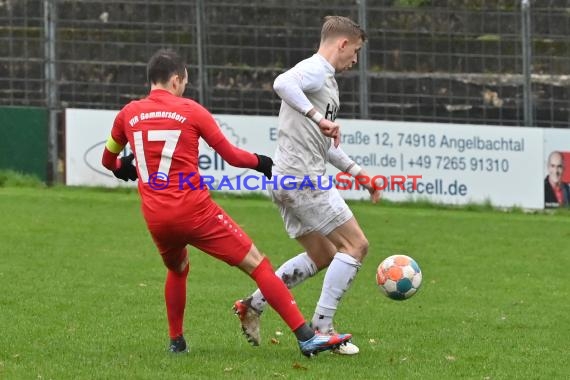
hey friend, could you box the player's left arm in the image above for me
[356,167,382,204]
[327,144,381,204]
[327,144,359,175]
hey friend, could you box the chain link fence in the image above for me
[1,0,569,129]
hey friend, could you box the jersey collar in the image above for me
[149,89,174,98]
[315,53,335,75]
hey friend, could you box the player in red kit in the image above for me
[101,49,352,357]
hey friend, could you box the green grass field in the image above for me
[1,186,569,379]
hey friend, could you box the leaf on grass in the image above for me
[272,372,286,378]
[223,367,233,372]
[292,362,307,370]
[369,338,377,344]
[445,355,456,361]
[271,337,280,344]
[139,283,147,287]
[275,330,283,336]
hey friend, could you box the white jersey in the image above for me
[273,53,339,179]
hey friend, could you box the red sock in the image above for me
[250,258,305,331]
[165,262,189,339]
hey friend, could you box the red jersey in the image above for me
[110,89,241,223]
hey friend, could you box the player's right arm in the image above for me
[273,61,340,146]
[101,110,137,181]
[192,104,273,178]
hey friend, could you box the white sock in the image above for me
[249,252,317,312]
[311,252,361,332]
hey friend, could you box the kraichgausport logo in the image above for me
[146,172,424,192]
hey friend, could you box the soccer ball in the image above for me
[376,255,422,300]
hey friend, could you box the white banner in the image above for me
[65,109,545,209]
[326,120,544,209]
[65,109,132,187]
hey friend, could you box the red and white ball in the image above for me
[376,255,422,300]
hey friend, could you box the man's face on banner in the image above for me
[547,152,564,185]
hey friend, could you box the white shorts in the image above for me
[268,183,353,239]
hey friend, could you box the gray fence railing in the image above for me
[1,0,569,179]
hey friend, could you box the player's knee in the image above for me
[357,236,369,259]
[175,256,190,273]
[162,249,189,273]
[344,236,368,261]
[238,245,265,274]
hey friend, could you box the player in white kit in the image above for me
[234,16,380,355]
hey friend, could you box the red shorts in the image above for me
[146,201,252,267]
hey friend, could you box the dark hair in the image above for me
[147,49,186,85]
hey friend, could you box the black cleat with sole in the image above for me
[168,335,188,353]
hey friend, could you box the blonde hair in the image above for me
[321,16,367,43]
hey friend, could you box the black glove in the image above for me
[254,154,273,179]
[113,153,138,181]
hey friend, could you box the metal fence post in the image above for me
[44,0,58,183]
[521,0,533,127]
[196,0,208,107]
[358,0,369,119]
